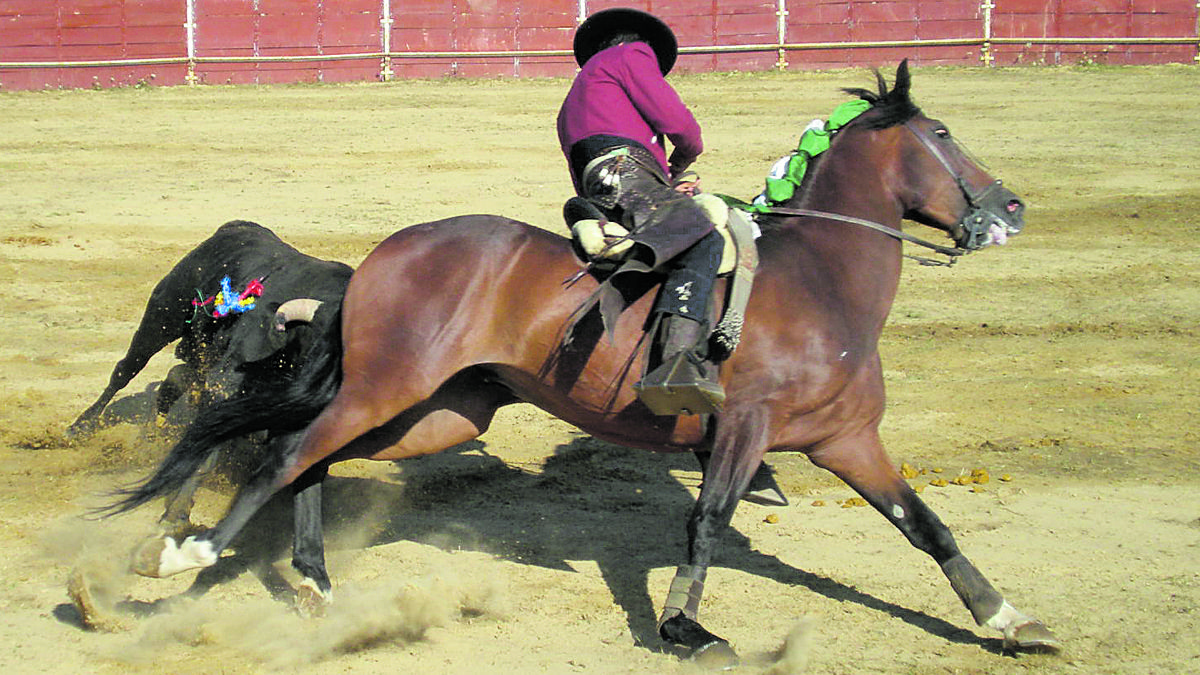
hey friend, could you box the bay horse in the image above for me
[107,61,1059,663]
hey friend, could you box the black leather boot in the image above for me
[634,314,725,416]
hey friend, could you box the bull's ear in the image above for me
[235,305,291,364]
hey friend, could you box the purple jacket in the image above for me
[557,41,703,190]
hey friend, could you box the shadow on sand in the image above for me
[57,386,999,653]
[75,433,996,653]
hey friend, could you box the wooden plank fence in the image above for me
[1,0,1197,90]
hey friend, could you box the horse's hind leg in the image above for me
[808,432,1061,653]
[291,462,331,616]
[133,430,309,579]
[136,371,513,581]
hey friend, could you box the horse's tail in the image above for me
[99,309,344,517]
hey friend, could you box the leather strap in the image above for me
[712,207,759,354]
[759,205,967,266]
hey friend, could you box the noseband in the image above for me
[756,119,1019,266]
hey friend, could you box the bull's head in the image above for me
[235,298,328,366]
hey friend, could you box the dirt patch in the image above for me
[0,65,1197,674]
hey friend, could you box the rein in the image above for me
[754,206,967,267]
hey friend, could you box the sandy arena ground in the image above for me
[0,64,1197,674]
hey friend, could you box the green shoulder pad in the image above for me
[764,175,796,203]
[827,99,871,131]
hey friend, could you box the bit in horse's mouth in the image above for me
[986,222,1009,246]
[969,212,1024,248]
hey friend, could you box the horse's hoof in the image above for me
[690,639,739,670]
[1003,620,1062,654]
[132,535,217,578]
[131,537,170,578]
[659,614,739,668]
[67,568,129,632]
[130,535,206,578]
[295,579,331,618]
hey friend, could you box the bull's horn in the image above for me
[273,298,323,330]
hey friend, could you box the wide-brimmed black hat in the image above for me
[573,8,678,75]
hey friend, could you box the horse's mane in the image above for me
[754,60,920,238]
[840,59,921,129]
[790,60,921,198]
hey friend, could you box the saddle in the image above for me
[563,192,759,356]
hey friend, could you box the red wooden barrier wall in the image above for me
[197,0,382,84]
[1,1,1197,91]
[0,0,188,89]
[990,0,1199,65]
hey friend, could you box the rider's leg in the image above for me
[635,230,725,416]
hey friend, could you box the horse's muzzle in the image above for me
[955,181,1025,250]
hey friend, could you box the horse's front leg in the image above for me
[808,431,1061,653]
[658,411,770,666]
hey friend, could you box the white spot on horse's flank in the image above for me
[892,504,905,519]
[839,351,848,360]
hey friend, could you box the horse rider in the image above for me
[557,7,726,417]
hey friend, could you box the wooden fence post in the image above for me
[380,0,393,81]
[185,0,197,85]
[776,0,788,71]
[981,0,994,67]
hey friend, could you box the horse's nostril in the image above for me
[1006,199,1022,214]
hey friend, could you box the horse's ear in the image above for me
[894,59,911,98]
[873,68,888,97]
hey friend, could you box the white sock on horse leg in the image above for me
[156,536,218,577]
[983,600,1032,632]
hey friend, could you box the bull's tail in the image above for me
[100,309,344,517]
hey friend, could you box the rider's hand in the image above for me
[672,170,700,196]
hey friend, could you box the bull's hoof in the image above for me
[1003,620,1062,654]
[67,568,129,633]
[660,614,739,668]
[295,578,331,618]
[156,518,202,544]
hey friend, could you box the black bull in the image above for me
[69,220,353,527]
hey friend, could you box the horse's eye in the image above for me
[934,128,951,139]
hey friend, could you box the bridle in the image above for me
[901,120,1017,250]
[752,120,1017,267]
